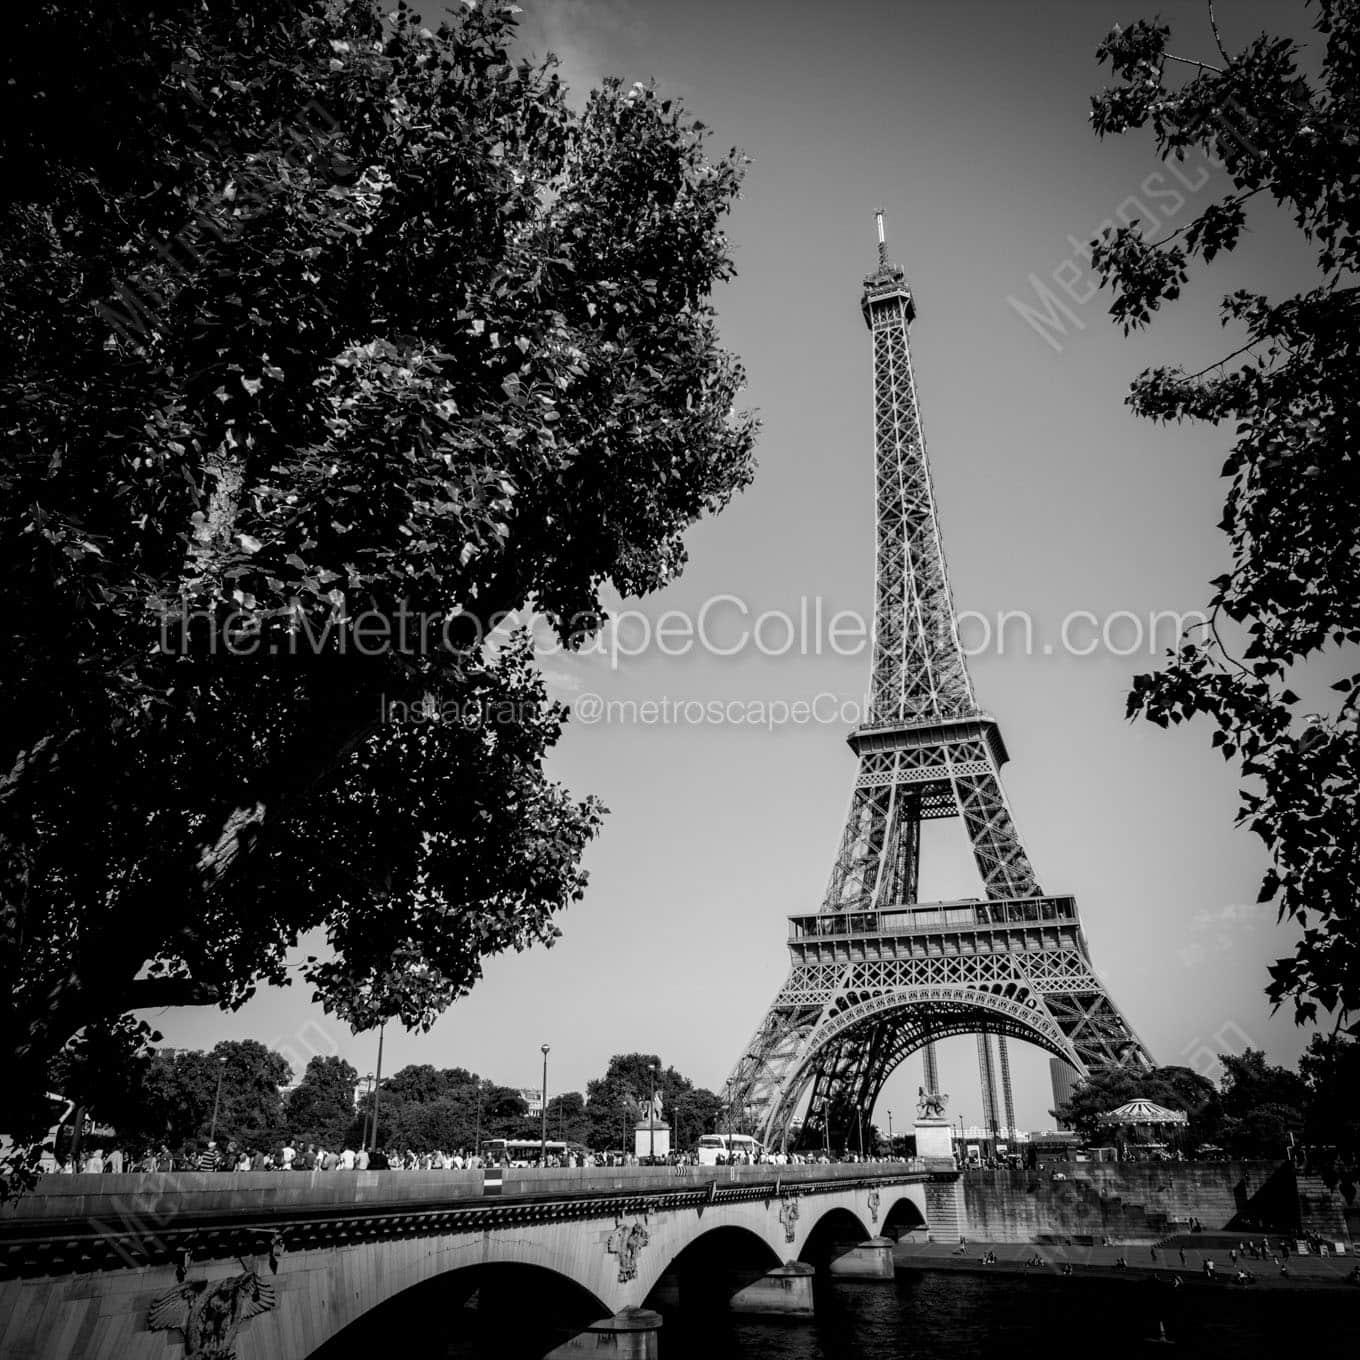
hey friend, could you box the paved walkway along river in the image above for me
[893,1235,1358,1288]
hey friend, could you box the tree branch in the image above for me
[1164,52,1224,75]
[1181,335,1269,382]
[120,976,225,1010]
[1146,188,1264,250]
[1207,1,1230,64]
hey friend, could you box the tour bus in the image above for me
[480,1138,569,1167]
[696,1133,763,1166]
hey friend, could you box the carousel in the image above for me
[1098,1098,1189,1160]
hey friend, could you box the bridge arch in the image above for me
[642,1223,782,1312]
[797,1205,873,1269]
[882,1193,927,1238]
[310,1260,606,1359]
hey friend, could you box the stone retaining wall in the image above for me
[961,1162,1307,1244]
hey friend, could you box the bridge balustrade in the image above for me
[1,1160,930,1224]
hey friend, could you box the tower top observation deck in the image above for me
[861,208,915,325]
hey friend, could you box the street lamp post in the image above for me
[857,1109,864,1160]
[369,1024,385,1153]
[361,1072,374,1147]
[209,1056,228,1146]
[888,1109,894,1157]
[539,1044,550,1166]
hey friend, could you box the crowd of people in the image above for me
[56,1141,487,1173]
[53,1142,915,1174]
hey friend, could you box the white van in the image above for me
[697,1133,762,1166]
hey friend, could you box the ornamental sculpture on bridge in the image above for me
[147,1267,277,1360]
[606,1218,650,1283]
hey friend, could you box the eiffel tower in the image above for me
[726,214,1152,1151]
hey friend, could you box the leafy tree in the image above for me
[0,0,755,1163]
[1054,1064,1218,1145]
[1218,1048,1308,1116]
[1298,1031,1360,1160]
[1219,1103,1303,1159]
[382,1097,476,1155]
[46,1020,164,1160]
[372,1064,480,1148]
[544,1091,591,1147]
[379,1065,452,1108]
[480,1085,530,1140]
[585,1052,656,1150]
[50,1037,291,1154]
[1216,1048,1306,1156]
[582,1053,719,1151]
[285,1054,359,1149]
[1089,4,1360,1025]
[669,1085,724,1147]
[163,1040,291,1151]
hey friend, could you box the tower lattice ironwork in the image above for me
[726,213,1151,1151]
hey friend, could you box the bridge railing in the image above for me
[1,1160,931,1222]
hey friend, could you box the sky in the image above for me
[150,0,1334,1136]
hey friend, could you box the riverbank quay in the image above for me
[893,1237,1358,1290]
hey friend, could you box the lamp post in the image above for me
[888,1109,894,1157]
[539,1044,550,1166]
[361,1072,374,1147]
[474,1082,483,1160]
[369,1024,384,1153]
[857,1108,864,1161]
[208,1056,228,1145]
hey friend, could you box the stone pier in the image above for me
[828,1236,896,1279]
[545,1307,663,1358]
[728,1261,815,1316]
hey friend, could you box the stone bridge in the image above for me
[0,1161,961,1359]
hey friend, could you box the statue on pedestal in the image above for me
[916,1085,948,1120]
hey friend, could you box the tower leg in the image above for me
[976,1033,1000,1139]
[922,1040,940,1095]
[996,1036,1016,1137]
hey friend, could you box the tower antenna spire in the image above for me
[875,208,888,268]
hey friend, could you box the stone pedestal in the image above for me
[544,1307,662,1359]
[828,1236,896,1279]
[728,1261,815,1316]
[633,1120,671,1160]
[914,1117,954,1162]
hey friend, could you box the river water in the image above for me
[402,1268,1356,1359]
[659,1270,1358,1358]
